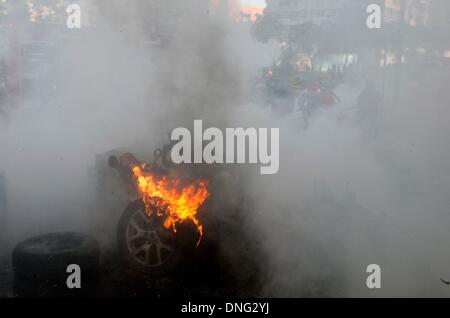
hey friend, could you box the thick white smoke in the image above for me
[0,0,449,297]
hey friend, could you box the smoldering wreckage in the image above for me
[8,140,268,297]
[4,123,280,296]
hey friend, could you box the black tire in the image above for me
[12,232,100,297]
[117,200,196,276]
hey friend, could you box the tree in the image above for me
[288,22,323,72]
[252,13,284,43]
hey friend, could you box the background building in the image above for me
[384,0,431,26]
[264,0,352,27]
[428,0,450,28]
[263,0,433,34]
[0,0,100,109]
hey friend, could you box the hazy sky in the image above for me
[239,0,266,7]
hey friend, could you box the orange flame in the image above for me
[131,164,209,246]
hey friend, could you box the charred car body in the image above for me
[88,140,265,293]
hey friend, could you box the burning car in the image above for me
[108,148,210,275]
[84,137,266,297]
